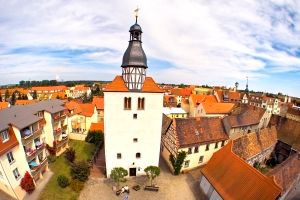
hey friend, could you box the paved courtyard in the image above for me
[79,158,206,200]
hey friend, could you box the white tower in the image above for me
[104,14,164,177]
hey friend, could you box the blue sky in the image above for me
[0,0,300,97]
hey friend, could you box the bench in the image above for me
[144,185,159,192]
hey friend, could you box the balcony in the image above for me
[30,158,47,177]
[56,136,68,148]
[21,129,33,143]
[25,143,45,161]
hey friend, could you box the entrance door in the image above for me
[129,168,136,176]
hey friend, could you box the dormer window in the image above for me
[138,97,145,110]
[124,97,131,110]
[1,130,9,143]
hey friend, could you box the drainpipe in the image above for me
[0,160,19,200]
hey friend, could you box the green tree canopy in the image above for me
[110,167,128,189]
[144,166,160,186]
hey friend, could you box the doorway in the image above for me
[129,167,136,176]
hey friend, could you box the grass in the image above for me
[39,140,96,200]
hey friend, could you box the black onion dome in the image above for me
[121,41,147,68]
[130,23,142,32]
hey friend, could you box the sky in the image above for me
[0,0,300,97]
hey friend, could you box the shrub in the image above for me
[70,179,85,192]
[20,171,35,193]
[169,151,187,175]
[70,161,90,182]
[65,148,76,163]
[85,130,104,146]
[57,175,70,188]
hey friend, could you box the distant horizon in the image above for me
[1,79,299,99]
[1,1,300,97]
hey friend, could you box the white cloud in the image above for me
[0,0,300,96]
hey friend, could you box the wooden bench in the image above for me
[144,185,159,192]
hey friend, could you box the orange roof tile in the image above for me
[0,102,9,109]
[174,117,228,147]
[65,101,96,117]
[141,77,164,93]
[92,96,104,110]
[201,141,282,200]
[90,122,104,132]
[31,85,67,92]
[228,91,241,100]
[190,94,217,107]
[15,100,36,105]
[0,127,19,156]
[105,76,129,92]
[51,92,66,99]
[105,76,163,93]
[233,126,278,160]
[202,102,234,114]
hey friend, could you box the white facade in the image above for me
[104,91,163,177]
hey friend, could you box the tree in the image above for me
[20,171,35,193]
[11,92,16,105]
[144,166,160,186]
[32,90,37,100]
[110,167,128,189]
[65,148,76,163]
[4,89,9,100]
[169,151,187,175]
[85,130,104,146]
[70,161,90,182]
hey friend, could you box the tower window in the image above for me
[133,138,138,143]
[136,153,141,159]
[133,114,137,119]
[117,153,122,159]
[138,97,145,110]
[124,97,131,110]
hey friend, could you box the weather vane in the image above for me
[134,6,139,23]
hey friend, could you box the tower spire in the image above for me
[245,76,249,93]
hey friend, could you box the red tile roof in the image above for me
[201,141,282,200]
[90,122,104,132]
[223,106,265,128]
[0,127,19,156]
[202,102,234,114]
[105,76,163,93]
[171,88,192,97]
[31,85,67,92]
[15,100,37,105]
[174,117,228,147]
[232,126,278,160]
[65,101,96,117]
[92,96,104,110]
[190,94,217,107]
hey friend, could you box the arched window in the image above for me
[138,97,145,110]
[124,97,131,110]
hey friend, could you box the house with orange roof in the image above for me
[214,89,241,103]
[188,94,217,117]
[163,95,179,107]
[92,96,104,122]
[200,141,282,200]
[67,84,91,99]
[232,126,278,165]
[196,102,234,117]
[0,102,10,109]
[223,105,271,139]
[161,116,229,171]
[31,85,67,100]
[286,106,300,122]
[65,101,98,140]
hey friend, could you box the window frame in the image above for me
[1,130,9,143]
[117,153,122,159]
[215,142,219,149]
[136,152,141,159]
[13,168,20,180]
[184,160,190,168]
[205,144,210,151]
[198,156,204,164]
[194,146,199,153]
[7,152,15,164]
[124,97,131,110]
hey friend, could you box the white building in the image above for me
[104,17,164,177]
[162,107,188,119]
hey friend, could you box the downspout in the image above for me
[0,160,19,200]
